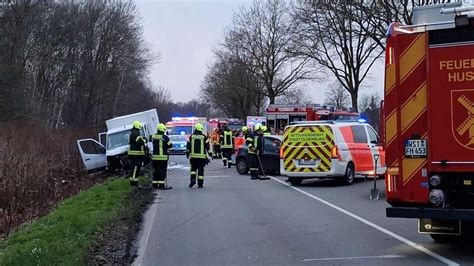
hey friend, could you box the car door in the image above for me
[263,137,281,172]
[365,125,385,175]
[350,125,373,173]
[77,139,107,172]
[98,132,107,147]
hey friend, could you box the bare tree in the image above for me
[353,1,415,50]
[228,0,311,104]
[0,0,157,129]
[201,48,265,118]
[359,93,382,132]
[359,93,381,114]
[324,83,351,110]
[292,1,382,112]
[275,87,311,105]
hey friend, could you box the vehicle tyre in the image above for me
[430,234,461,243]
[343,163,355,185]
[289,177,303,186]
[236,158,249,174]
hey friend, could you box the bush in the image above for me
[0,121,104,236]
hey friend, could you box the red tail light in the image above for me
[280,148,284,159]
[387,174,397,192]
[331,146,339,159]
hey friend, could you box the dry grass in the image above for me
[0,121,105,236]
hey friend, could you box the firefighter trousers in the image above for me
[152,160,168,188]
[213,144,221,158]
[190,158,206,187]
[129,155,144,186]
[248,153,259,179]
[221,148,232,167]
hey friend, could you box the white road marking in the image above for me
[168,164,190,170]
[268,176,459,266]
[302,254,405,262]
[132,193,159,266]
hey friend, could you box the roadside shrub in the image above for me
[0,121,104,236]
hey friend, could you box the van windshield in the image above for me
[107,129,131,149]
[170,126,193,135]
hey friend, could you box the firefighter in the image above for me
[128,121,146,186]
[220,125,234,168]
[211,128,221,159]
[151,123,173,190]
[242,126,249,138]
[246,125,266,180]
[261,125,271,136]
[186,123,212,188]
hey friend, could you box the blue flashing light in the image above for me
[358,118,368,123]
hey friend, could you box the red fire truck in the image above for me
[383,1,474,241]
[266,104,359,133]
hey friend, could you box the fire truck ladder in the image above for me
[456,96,474,146]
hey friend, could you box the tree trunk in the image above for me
[268,90,275,105]
[351,91,358,112]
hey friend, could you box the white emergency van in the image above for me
[77,109,159,172]
[280,121,386,186]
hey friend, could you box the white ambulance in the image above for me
[280,121,386,186]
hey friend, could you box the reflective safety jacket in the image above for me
[263,131,271,136]
[245,132,263,155]
[128,128,146,156]
[151,132,172,160]
[211,131,220,145]
[220,130,234,149]
[186,132,210,159]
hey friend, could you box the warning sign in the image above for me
[288,132,326,143]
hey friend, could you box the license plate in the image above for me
[404,139,427,157]
[299,159,316,165]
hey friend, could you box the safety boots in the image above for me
[189,177,196,188]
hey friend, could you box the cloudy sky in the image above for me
[136,0,384,104]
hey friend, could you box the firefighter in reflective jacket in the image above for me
[128,121,146,186]
[246,125,267,180]
[261,125,271,136]
[220,125,234,168]
[151,123,173,189]
[186,123,212,188]
[242,126,249,138]
[211,128,221,158]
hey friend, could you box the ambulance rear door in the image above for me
[282,124,335,174]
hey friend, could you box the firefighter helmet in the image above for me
[261,125,267,132]
[195,123,204,132]
[132,121,143,129]
[157,123,166,132]
[242,126,248,132]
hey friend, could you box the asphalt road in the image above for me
[133,155,473,266]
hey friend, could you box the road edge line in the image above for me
[268,176,459,266]
[132,192,160,266]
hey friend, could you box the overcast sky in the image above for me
[136,0,384,105]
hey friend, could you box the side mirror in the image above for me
[370,140,378,145]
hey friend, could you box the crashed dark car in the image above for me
[235,135,282,175]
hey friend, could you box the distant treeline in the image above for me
[0,0,162,129]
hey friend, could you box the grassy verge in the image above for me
[0,176,152,265]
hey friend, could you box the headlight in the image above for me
[430,175,442,186]
[180,143,185,147]
[429,189,445,206]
